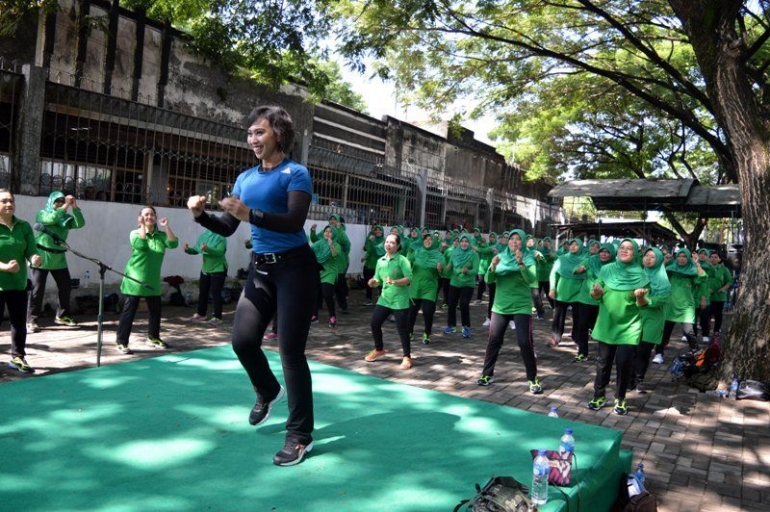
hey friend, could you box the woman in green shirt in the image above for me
[587,239,650,416]
[362,225,384,306]
[572,243,616,362]
[26,191,86,331]
[364,233,413,369]
[115,206,178,354]
[481,232,500,326]
[652,248,705,363]
[408,233,443,344]
[704,250,733,341]
[0,189,42,373]
[632,247,671,393]
[477,229,542,394]
[536,237,556,309]
[443,234,480,338]
[184,228,228,325]
[311,225,342,328]
[548,239,587,345]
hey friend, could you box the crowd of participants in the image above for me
[307,219,736,417]
[0,104,737,466]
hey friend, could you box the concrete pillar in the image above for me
[15,64,47,195]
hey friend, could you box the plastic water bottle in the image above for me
[559,428,575,456]
[729,376,739,401]
[83,270,90,289]
[530,449,549,506]
[634,463,646,491]
[548,407,559,418]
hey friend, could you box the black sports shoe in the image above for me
[248,385,285,426]
[273,439,314,466]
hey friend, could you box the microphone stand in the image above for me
[48,238,151,367]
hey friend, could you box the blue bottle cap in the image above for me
[565,428,573,434]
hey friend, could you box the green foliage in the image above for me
[0,0,58,37]
[333,0,765,186]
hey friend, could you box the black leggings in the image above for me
[335,273,348,310]
[593,342,635,400]
[196,270,227,319]
[116,295,162,344]
[573,302,598,358]
[409,298,436,336]
[709,301,725,333]
[656,320,697,355]
[531,288,544,316]
[551,300,574,343]
[447,285,474,327]
[232,246,318,444]
[486,283,496,318]
[363,267,375,300]
[27,267,73,319]
[1,289,29,357]
[633,341,656,383]
[476,277,486,301]
[316,282,336,319]
[539,281,554,308]
[440,277,451,305]
[371,305,411,357]
[482,313,537,381]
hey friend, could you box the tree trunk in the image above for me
[670,0,770,381]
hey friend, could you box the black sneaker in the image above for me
[273,438,314,466]
[249,385,285,426]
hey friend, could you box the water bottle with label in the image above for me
[548,406,559,418]
[559,428,575,456]
[729,376,739,401]
[530,449,550,506]
[634,463,646,491]
[83,270,90,289]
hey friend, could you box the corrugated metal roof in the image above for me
[547,179,741,217]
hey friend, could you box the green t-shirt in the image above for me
[121,228,179,297]
[0,217,39,291]
[374,253,413,310]
[709,264,733,302]
[486,263,537,315]
[592,285,648,346]
[33,206,85,270]
[408,254,441,302]
[664,272,701,323]
[185,230,228,274]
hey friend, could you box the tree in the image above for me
[334,0,770,381]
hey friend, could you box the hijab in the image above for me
[644,247,671,296]
[599,239,650,291]
[413,234,444,269]
[587,243,616,276]
[666,247,699,277]
[311,225,337,264]
[556,239,588,280]
[494,229,537,276]
[450,234,476,268]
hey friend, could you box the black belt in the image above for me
[252,245,305,265]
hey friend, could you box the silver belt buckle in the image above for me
[263,252,277,264]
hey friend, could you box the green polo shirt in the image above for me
[0,217,39,291]
[374,253,413,310]
[121,229,179,297]
[185,230,228,274]
[486,263,537,315]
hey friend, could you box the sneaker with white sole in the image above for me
[249,385,285,426]
[54,316,78,326]
[509,321,516,330]
[8,356,33,373]
[482,317,491,327]
[27,322,40,333]
[702,336,710,343]
[652,353,665,364]
[273,438,313,466]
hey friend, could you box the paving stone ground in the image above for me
[3,293,767,511]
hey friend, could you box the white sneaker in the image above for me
[702,336,710,343]
[482,318,491,327]
[681,335,687,342]
[652,353,665,364]
[509,321,516,330]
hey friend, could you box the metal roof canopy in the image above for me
[550,220,678,245]
[547,179,741,218]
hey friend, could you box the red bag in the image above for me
[530,449,573,486]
